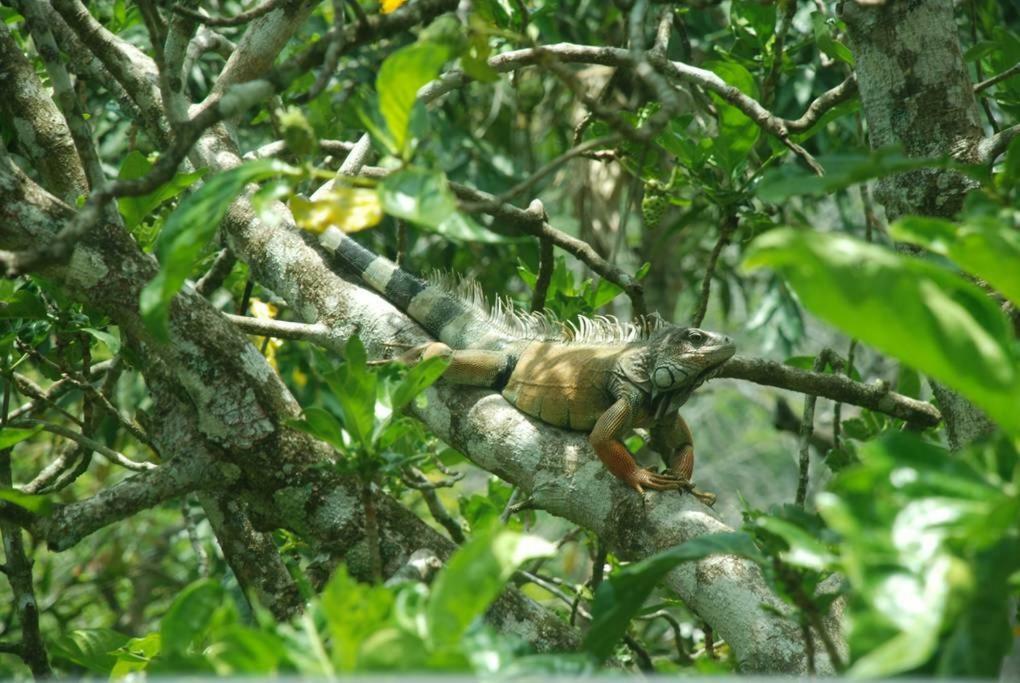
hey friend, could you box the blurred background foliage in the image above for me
[1,0,1019,678]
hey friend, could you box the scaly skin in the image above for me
[325,229,735,503]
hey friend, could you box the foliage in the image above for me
[2,0,1020,680]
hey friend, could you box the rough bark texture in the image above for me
[840,0,983,219]
[840,0,997,448]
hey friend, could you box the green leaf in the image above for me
[82,327,121,355]
[743,229,1019,433]
[140,159,299,342]
[377,41,451,157]
[378,167,505,243]
[287,407,345,450]
[205,626,285,675]
[160,579,225,656]
[706,60,760,173]
[320,565,395,671]
[0,289,47,319]
[389,355,450,413]
[584,532,763,659]
[51,628,131,674]
[110,633,161,678]
[890,215,1020,307]
[116,151,205,229]
[426,527,554,649]
[0,425,42,450]
[324,336,377,449]
[811,13,854,65]
[756,517,837,571]
[756,149,949,203]
[0,487,54,515]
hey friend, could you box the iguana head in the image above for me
[647,326,735,392]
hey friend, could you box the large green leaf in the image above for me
[389,355,450,413]
[890,215,1020,307]
[140,159,299,342]
[756,150,950,203]
[706,60,760,173]
[159,579,224,656]
[324,336,377,450]
[426,527,554,649]
[817,433,1020,677]
[0,425,43,450]
[584,532,763,660]
[0,487,54,516]
[320,566,395,671]
[377,41,451,157]
[743,229,1020,433]
[51,628,132,674]
[378,167,505,243]
[286,407,345,450]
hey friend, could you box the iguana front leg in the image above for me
[391,342,512,387]
[651,413,716,506]
[590,399,689,493]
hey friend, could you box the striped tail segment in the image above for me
[321,228,510,350]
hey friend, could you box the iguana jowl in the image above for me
[323,229,735,504]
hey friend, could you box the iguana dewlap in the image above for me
[322,228,735,504]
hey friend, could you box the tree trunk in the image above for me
[840,0,996,448]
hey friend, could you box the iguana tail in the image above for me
[321,228,513,350]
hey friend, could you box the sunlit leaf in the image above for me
[890,215,1020,307]
[743,229,1020,433]
[389,355,450,413]
[377,42,451,157]
[289,186,382,235]
[378,167,505,242]
[117,151,205,230]
[427,527,554,649]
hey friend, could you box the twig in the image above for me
[531,236,554,311]
[0,376,52,677]
[691,213,736,327]
[974,61,1020,93]
[296,0,346,103]
[173,0,291,28]
[464,135,618,210]
[761,0,797,107]
[10,419,155,472]
[796,351,835,506]
[406,475,465,544]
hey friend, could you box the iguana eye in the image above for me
[688,330,705,344]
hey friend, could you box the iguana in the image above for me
[321,229,735,505]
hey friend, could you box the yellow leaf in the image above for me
[289,186,382,235]
[381,0,407,14]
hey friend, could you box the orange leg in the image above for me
[590,399,688,493]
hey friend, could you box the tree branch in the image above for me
[717,355,940,427]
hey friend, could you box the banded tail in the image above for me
[320,228,512,350]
